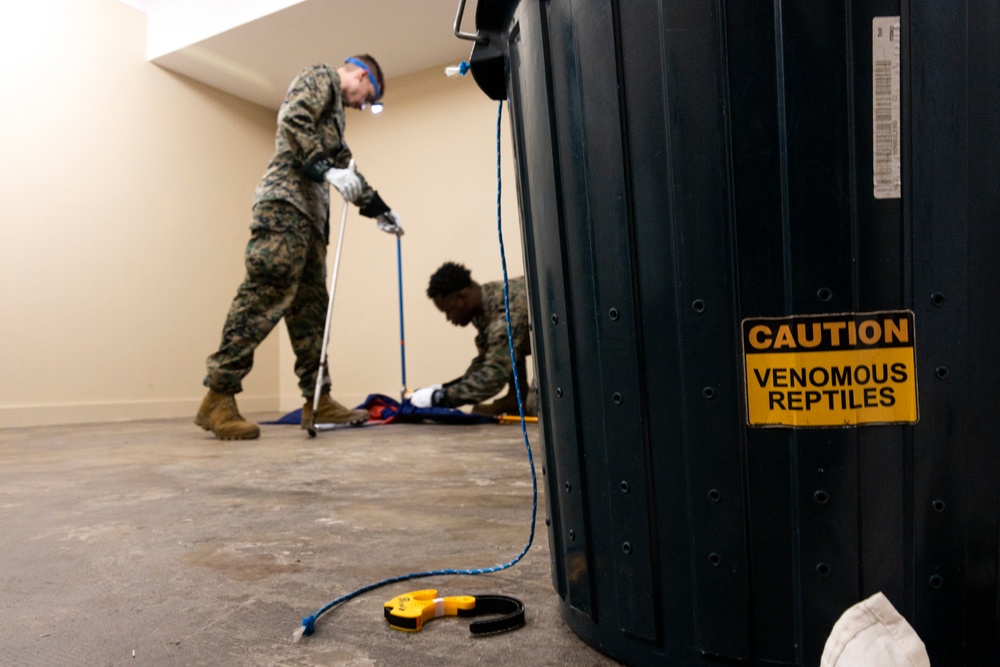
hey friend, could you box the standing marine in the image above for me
[197,56,403,440]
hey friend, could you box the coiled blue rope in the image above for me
[298,100,536,638]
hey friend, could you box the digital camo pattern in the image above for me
[253,63,376,238]
[441,277,532,407]
[204,201,330,397]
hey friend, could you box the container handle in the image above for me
[453,0,486,43]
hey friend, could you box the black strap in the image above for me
[458,595,525,635]
[302,154,332,183]
[358,190,390,218]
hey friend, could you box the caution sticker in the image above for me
[742,311,918,427]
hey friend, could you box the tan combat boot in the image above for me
[473,392,528,417]
[195,389,260,440]
[524,388,538,417]
[301,392,369,428]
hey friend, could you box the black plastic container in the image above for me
[465,1,1000,665]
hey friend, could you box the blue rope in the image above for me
[299,99,537,638]
[396,236,407,398]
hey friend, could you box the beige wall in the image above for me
[0,0,523,427]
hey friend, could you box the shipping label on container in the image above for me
[873,16,901,199]
[742,311,918,427]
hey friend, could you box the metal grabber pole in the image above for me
[396,235,407,401]
[307,199,350,438]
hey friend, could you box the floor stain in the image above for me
[183,539,303,581]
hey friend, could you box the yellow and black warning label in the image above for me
[742,310,918,427]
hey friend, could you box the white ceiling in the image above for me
[126,0,483,110]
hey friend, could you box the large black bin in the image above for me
[464,1,1000,665]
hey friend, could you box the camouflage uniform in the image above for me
[439,277,532,408]
[204,64,391,397]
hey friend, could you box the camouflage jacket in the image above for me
[253,64,386,236]
[441,277,531,407]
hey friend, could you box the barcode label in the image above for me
[873,17,901,199]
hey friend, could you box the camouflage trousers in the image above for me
[204,200,330,397]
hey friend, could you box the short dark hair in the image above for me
[427,262,472,298]
[348,53,385,98]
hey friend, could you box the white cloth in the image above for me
[376,210,404,236]
[409,384,442,408]
[324,159,362,202]
[820,592,930,667]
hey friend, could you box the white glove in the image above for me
[376,210,404,237]
[410,384,442,408]
[324,159,362,202]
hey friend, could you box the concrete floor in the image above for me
[0,414,621,666]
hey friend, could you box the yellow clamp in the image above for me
[496,414,538,424]
[383,589,476,632]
